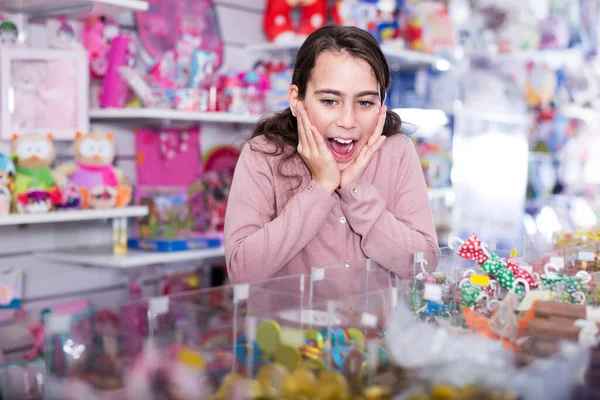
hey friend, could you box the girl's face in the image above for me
[289,51,382,171]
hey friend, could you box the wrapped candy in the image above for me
[505,261,538,289]
[480,254,525,294]
[453,233,488,265]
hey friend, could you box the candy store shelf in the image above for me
[246,41,451,69]
[0,206,148,227]
[36,246,226,269]
[1,0,149,17]
[90,108,261,125]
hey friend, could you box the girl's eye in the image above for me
[321,99,337,106]
[358,100,374,107]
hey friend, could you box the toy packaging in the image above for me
[0,268,23,309]
[134,186,192,239]
[136,127,201,187]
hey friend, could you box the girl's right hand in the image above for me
[296,102,340,194]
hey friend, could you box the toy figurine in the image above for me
[54,131,132,209]
[11,133,62,213]
[0,153,16,215]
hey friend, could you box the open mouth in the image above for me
[327,138,357,161]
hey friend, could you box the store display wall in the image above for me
[0,0,264,354]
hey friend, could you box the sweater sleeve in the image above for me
[337,137,439,278]
[224,143,337,284]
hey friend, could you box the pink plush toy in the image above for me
[53,132,131,209]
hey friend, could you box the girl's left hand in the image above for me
[339,105,387,189]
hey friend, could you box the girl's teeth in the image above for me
[334,138,353,144]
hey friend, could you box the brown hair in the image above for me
[250,24,403,187]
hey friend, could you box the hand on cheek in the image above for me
[295,102,340,194]
[339,105,387,188]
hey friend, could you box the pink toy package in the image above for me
[135,0,223,67]
[100,34,136,108]
[135,127,201,187]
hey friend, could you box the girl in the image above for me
[224,25,439,284]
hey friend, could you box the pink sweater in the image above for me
[224,133,440,285]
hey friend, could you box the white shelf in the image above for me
[246,41,451,68]
[0,206,148,227]
[37,246,225,269]
[90,108,261,125]
[1,0,148,16]
[428,187,453,201]
[471,48,585,69]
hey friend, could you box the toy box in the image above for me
[134,186,191,239]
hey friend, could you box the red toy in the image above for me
[263,0,327,43]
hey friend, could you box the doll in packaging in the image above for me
[0,153,16,215]
[11,133,62,213]
[54,132,131,209]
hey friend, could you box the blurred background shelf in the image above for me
[36,246,226,269]
[90,108,261,126]
[0,206,148,227]
[0,0,149,18]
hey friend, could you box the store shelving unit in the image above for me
[1,0,148,17]
[90,108,261,126]
[37,246,225,269]
[0,206,148,227]
[427,187,453,201]
[246,41,452,69]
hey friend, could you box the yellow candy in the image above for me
[292,367,318,397]
[215,372,243,399]
[318,371,351,400]
[363,385,392,400]
[430,384,458,400]
[256,364,289,396]
[281,373,301,398]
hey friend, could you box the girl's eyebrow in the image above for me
[313,89,379,98]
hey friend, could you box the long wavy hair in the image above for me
[250,25,403,187]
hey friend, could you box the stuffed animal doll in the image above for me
[11,133,62,213]
[54,131,131,209]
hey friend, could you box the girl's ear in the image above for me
[288,84,300,117]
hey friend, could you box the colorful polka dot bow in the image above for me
[480,254,523,294]
[456,233,488,265]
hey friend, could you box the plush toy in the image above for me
[11,133,62,213]
[54,131,131,209]
[263,0,327,43]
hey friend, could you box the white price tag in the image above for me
[361,312,378,328]
[311,267,325,282]
[550,257,565,269]
[413,252,424,263]
[233,284,249,302]
[423,283,442,302]
[149,296,169,315]
[579,252,595,262]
